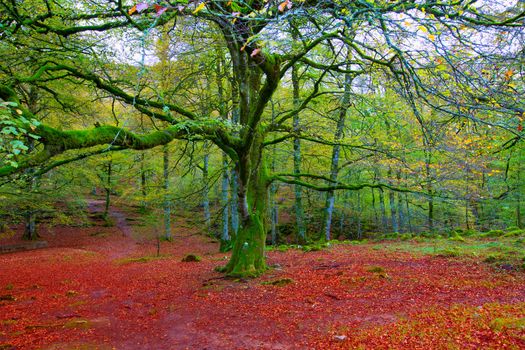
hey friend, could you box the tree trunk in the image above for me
[202,142,211,233]
[230,169,240,239]
[140,153,147,210]
[396,170,405,232]
[405,192,413,233]
[163,145,171,241]
[292,64,306,243]
[270,183,278,245]
[339,184,351,238]
[269,103,279,245]
[221,130,268,277]
[104,160,112,219]
[221,153,230,250]
[374,169,388,232]
[371,188,378,228]
[356,191,362,239]
[517,161,523,228]
[424,151,434,231]
[388,167,398,233]
[230,78,240,239]
[23,175,38,240]
[22,88,40,240]
[324,65,351,240]
[23,133,39,240]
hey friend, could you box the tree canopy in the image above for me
[0,0,524,276]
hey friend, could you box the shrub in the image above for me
[481,229,505,238]
[367,266,385,273]
[181,254,201,262]
[437,248,461,257]
[261,278,294,286]
[449,234,466,242]
[503,229,524,238]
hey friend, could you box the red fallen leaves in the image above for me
[1,226,525,349]
[317,302,525,349]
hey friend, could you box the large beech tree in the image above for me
[0,0,523,276]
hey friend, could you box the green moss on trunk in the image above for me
[221,128,269,278]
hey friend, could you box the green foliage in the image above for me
[437,247,462,258]
[481,230,506,238]
[449,233,466,242]
[366,266,385,274]
[503,229,524,238]
[261,278,294,286]
[490,317,525,331]
[266,244,290,252]
[0,101,40,168]
[302,244,323,252]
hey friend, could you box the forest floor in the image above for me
[1,201,525,349]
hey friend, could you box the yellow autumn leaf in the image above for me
[504,69,513,81]
[193,2,206,14]
[428,34,435,41]
[278,0,289,12]
[128,5,137,15]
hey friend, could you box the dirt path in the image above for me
[86,199,138,259]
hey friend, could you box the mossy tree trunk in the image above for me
[217,20,281,276]
[222,129,269,277]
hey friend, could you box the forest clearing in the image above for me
[1,0,525,349]
[1,200,524,349]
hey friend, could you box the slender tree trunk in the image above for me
[388,167,398,233]
[325,192,336,241]
[23,136,38,240]
[374,169,388,232]
[22,88,40,240]
[425,153,434,231]
[230,169,240,239]
[465,162,470,230]
[356,191,362,239]
[140,153,147,210]
[230,78,240,239]
[104,160,112,219]
[269,102,279,245]
[517,162,523,228]
[221,153,230,249]
[405,192,413,233]
[339,184,351,238]
[324,66,351,240]
[292,64,306,243]
[371,188,378,228]
[396,170,405,232]
[215,48,228,246]
[163,145,171,240]
[270,183,278,245]
[23,175,38,240]
[202,143,211,233]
